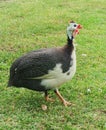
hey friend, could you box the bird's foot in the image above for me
[63,100,75,107]
[45,96,54,102]
[45,91,55,102]
[54,89,75,107]
[62,100,72,107]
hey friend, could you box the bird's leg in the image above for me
[44,91,54,102]
[54,89,71,106]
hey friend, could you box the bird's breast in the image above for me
[36,50,76,90]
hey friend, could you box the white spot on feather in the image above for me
[15,68,17,73]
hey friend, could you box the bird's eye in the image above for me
[74,24,77,27]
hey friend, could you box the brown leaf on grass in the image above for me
[41,104,47,111]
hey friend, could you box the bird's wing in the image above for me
[14,48,60,79]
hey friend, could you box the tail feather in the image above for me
[7,67,16,87]
[7,79,12,87]
[8,57,21,87]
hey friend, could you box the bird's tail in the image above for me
[7,79,12,87]
[7,68,15,87]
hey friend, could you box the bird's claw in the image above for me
[45,97,54,102]
[63,100,71,106]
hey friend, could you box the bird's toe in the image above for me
[63,100,75,107]
[45,96,55,102]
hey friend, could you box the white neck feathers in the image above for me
[67,26,73,40]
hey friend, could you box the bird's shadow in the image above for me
[7,90,60,112]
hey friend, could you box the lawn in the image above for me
[0,0,106,129]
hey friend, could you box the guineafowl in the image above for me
[8,21,82,106]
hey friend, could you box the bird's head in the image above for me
[67,21,82,40]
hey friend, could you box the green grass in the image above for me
[0,0,106,129]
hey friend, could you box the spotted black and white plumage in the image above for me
[8,21,82,106]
